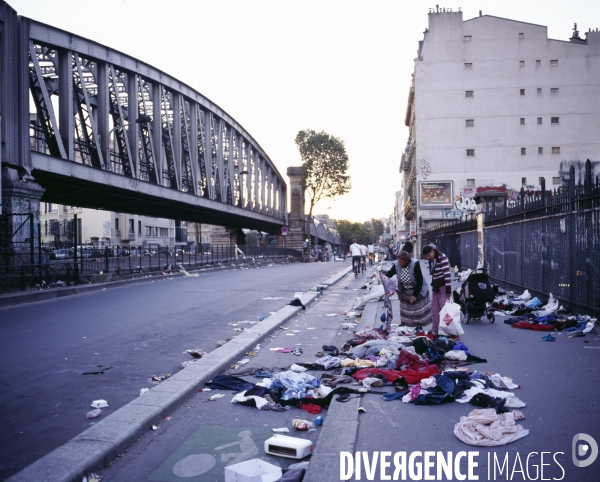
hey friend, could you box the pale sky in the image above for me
[10,0,600,222]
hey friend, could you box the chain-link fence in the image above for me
[423,161,599,317]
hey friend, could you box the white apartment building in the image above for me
[400,10,600,237]
[40,205,176,248]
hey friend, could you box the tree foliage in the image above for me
[336,219,383,252]
[295,129,351,217]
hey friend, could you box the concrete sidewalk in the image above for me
[6,264,352,482]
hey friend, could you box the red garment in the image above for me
[396,350,421,368]
[300,403,322,414]
[352,365,440,384]
[352,368,405,382]
[511,321,555,331]
[397,365,440,384]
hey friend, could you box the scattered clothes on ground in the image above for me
[288,298,306,310]
[541,334,556,342]
[454,409,528,446]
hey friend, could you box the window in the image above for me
[552,146,561,154]
[159,227,169,237]
[536,60,541,66]
[520,89,525,96]
[550,59,558,65]
[550,88,559,94]
[129,219,134,234]
[466,119,474,127]
[465,90,474,97]
[521,147,527,155]
[537,88,542,95]
[519,60,525,67]
[138,220,142,235]
[537,117,543,125]
[466,149,475,157]
[467,179,475,187]
[115,218,119,231]
[522,177,527,185]
[520,118,525,125]
[551,117,560,124]
[464,62,473,68]
[552,177,561,185]
[519,33,524,39]
[538,147,543,154]
[464,35,472,41]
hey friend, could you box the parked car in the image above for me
[54,249,72,259]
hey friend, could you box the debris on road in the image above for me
[86,409,102,419]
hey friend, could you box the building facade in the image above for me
[400,10,600,242]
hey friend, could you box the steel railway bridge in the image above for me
[0,0,287,234]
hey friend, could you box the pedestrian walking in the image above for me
[383,250,431,329]
[422,245,452,336]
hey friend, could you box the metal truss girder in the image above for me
[28,41,67,159]
[180,99,195,194]
[107,65,134,177]
[73,54,105,169]
[195,105,208,198]
[137,76,158,184]
[13,17,287,224]
[160,85,178,189]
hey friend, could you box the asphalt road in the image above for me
[0,261,346,480]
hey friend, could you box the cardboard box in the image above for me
[224,459,282,482]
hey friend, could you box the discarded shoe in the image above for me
[315,351,324,357]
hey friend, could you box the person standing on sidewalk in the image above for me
[383,250,431,329]
[422,245,452,336]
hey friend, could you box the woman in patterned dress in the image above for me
[383,250,432,330]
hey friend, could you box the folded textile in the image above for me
[445,350,468,361]
[454,408,528,446]
[341,358,377,368]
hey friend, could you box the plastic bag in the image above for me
[438,302,464,336]
[525,297,542,309]
[517,290,531,301]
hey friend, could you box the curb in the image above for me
[6,268,349,482]
[304,300,380,482]
[0,258,298,309]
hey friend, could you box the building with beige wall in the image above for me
[400,10,600,240]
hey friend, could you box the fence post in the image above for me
[585,159,592,208]
[73,214,79,280]
[38,222,42,281]
[541,177,546,207]
[105,246,109,272]
[66,263,71,286]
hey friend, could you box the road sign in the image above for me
[281,226,288,236]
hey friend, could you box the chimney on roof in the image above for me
[479,10,482,17]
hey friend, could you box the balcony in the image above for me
[128,232,136,241]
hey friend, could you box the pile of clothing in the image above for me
[490,290,597,335]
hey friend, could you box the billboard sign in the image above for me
[419,181,453,208]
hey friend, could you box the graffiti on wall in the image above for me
[558,160,600,186]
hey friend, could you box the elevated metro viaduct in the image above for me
[0,0,288,250]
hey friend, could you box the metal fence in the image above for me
[0,243,302,293]
[423,161,600,317]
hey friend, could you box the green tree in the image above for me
[336,219,368,252]
[370,218,384,239]
[295,129,351,217]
